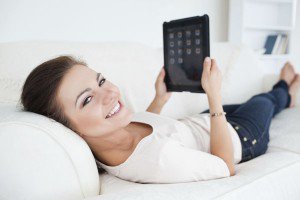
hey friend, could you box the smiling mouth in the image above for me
[105,101,122,119]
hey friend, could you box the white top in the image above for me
[95,111,242,184]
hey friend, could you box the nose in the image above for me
[99,90,119,106]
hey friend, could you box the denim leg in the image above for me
[201,80,290,117]
[230,80,290,128]
[225,80,291,163]
[199,80,290,163]
[255,80,291,117]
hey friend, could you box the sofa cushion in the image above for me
[89,148,300,200]
[268,106,300,154]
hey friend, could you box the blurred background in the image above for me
[0,0,299,70]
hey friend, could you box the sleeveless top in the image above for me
[95,111,242,183]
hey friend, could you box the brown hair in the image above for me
[20,55,107,174]
[20,55,86,129]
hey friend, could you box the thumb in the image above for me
[203,57,211,73]
[160,67,165,77]
[157,68,165,81]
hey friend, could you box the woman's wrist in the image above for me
[207,92,222,103]
[207,92,223,113]
[146,96,165,114]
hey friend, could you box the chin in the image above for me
[123,106,134,124]
[124,107,134,120]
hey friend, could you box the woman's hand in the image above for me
[201,57,222,98]
[154,67,172,104]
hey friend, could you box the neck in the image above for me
[83,126,137,162]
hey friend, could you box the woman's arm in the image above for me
[146,67,172,114]
[201,57,235,176]
[146,96,165,114]
[208,93,235,176]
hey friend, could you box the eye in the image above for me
[83,96,92,107]
[99,78,106,86]
[82,78,106,107]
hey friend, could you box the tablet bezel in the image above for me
[163,15,210,93]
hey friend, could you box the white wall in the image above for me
[0,0,229,48]
[291,0,300,69]
[1,0,299,67]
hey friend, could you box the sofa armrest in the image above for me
[0,104,100,199]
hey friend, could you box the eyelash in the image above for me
[82,78,106,107]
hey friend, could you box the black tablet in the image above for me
[163,15,210,93]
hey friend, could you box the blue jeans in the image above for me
[201,80,291,163]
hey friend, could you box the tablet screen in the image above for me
[166,24,203,84]
[163,15,209,93]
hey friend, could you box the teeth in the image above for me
[109,103,120,114]
[106,102,120,118]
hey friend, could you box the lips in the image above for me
[105,101,122,119]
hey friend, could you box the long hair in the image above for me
[20,55,107,174]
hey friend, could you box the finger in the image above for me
[157,69,165,81]
[211,58,216,68]
[160,67,165,75]
[211,59,219,71]
[211,58,216,65]
[203,57,211,73]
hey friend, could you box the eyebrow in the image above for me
[75,72,101,107]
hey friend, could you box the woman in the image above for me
[21,55,300,184]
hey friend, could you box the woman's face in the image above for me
[57,65,134,138]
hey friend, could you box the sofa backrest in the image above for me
[0,41,266,119]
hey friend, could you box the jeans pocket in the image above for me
[229,121,256,161]
[252,135,269,158]
[231,122,254,148]
[229,119,269,162]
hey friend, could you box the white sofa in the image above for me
[0,41,300,200]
